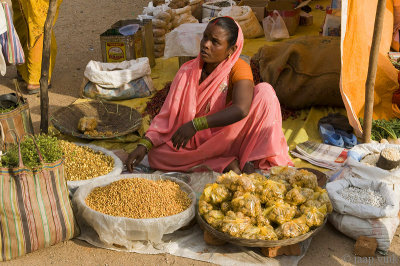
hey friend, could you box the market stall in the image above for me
[1,0,400,264]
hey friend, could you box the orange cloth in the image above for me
[229,58,254,88]
[227,58,254,102]
[341,0,398,137]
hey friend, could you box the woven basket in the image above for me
[197,210,327,248]
[50,101,142,140]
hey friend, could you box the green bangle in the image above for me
[192,117,209,131]
[137,138,153,152]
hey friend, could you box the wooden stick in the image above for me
[39,0,58,133]
[363,0,387,143]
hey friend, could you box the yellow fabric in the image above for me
[11,0,62,85]
[341,0,399,136]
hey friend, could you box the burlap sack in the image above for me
[252,36,343,109]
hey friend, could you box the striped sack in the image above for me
[0,2,24,65]
[0,138,78,261]
[0,96,34,146]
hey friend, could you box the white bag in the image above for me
[66,143,124,194]
[202,0,236,19]
[84,58,151,89]
[346,143,400,202]
[262,10,290,41]
[164,23,208,58]
[329,212,399,253]
[326,177,399,219]
[82,58,154,100]
[73,174,196,246]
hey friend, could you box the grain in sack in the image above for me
[219,6,264,38]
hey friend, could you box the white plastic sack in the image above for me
[202,0,236,19]
[73,173,196,246]
[326,177,399,218]
[67,143,123,193]
[262,10,290,41]
[346,143,400,201]
[164,23,208,58]
[329,212,399,253]
[84,58,151,89]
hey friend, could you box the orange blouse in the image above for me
[227,58,254,102]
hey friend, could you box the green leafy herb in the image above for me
[1,134,63,169]
[359,118,400,141]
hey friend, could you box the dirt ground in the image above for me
[0,0,399,265]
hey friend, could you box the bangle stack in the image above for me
[137,138,153,152]
[192,116,209,131]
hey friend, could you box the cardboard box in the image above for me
[100,28,142,63]
[111,19,155,67]
[266,0,300,35]
[239,0,269,22]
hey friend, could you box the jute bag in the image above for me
[252,36,343,109]
[0,81,34,145]
[0,136,77,261]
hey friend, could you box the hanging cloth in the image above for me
[0,4,6,75]
[0,1,24,65]
[0,3,6,35]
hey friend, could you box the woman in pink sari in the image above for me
[126,17,293,174]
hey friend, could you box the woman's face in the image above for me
[200,24,236,64]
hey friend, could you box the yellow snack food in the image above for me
[221,211,252,237]
[231,192,261,218]
[202,183,231,205]
[256,179,287,206]
[275,216,310,239]
[204,210,225,229]
[264,200,296,225]
[77,116,97,132]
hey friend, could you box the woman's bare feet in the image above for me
[223,159,241,174]
[242,161,255,174]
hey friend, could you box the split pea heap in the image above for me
[60,141,114,181]
[85,178,192,219]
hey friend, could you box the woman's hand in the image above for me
[171,121,197,150]
[126,145,147,172]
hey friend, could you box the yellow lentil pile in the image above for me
[85,178,192,219]
[60,141,114,181]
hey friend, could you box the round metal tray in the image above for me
[197,210,327,248]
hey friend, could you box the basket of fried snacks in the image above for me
[73,174,196,247]
[196,167,331,247]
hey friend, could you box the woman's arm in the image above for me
[171,80,254,150]
[206,79,254,127]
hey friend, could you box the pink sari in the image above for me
[146,23,293,172]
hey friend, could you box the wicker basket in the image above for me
[50,101,142,140]
[197,167,329,248]
[197,210,327,248]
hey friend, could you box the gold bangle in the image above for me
[138,138,153,152]
[192,117,209,131]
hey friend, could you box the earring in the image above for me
[228,54,232,59]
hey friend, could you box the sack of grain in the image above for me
[329,212,399,254]
[326,177,399,219]
[72,174,196,246]
[346,143,400,202]
[219,6,263,38]
[202,0,236,19]
[190,0,204,20]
